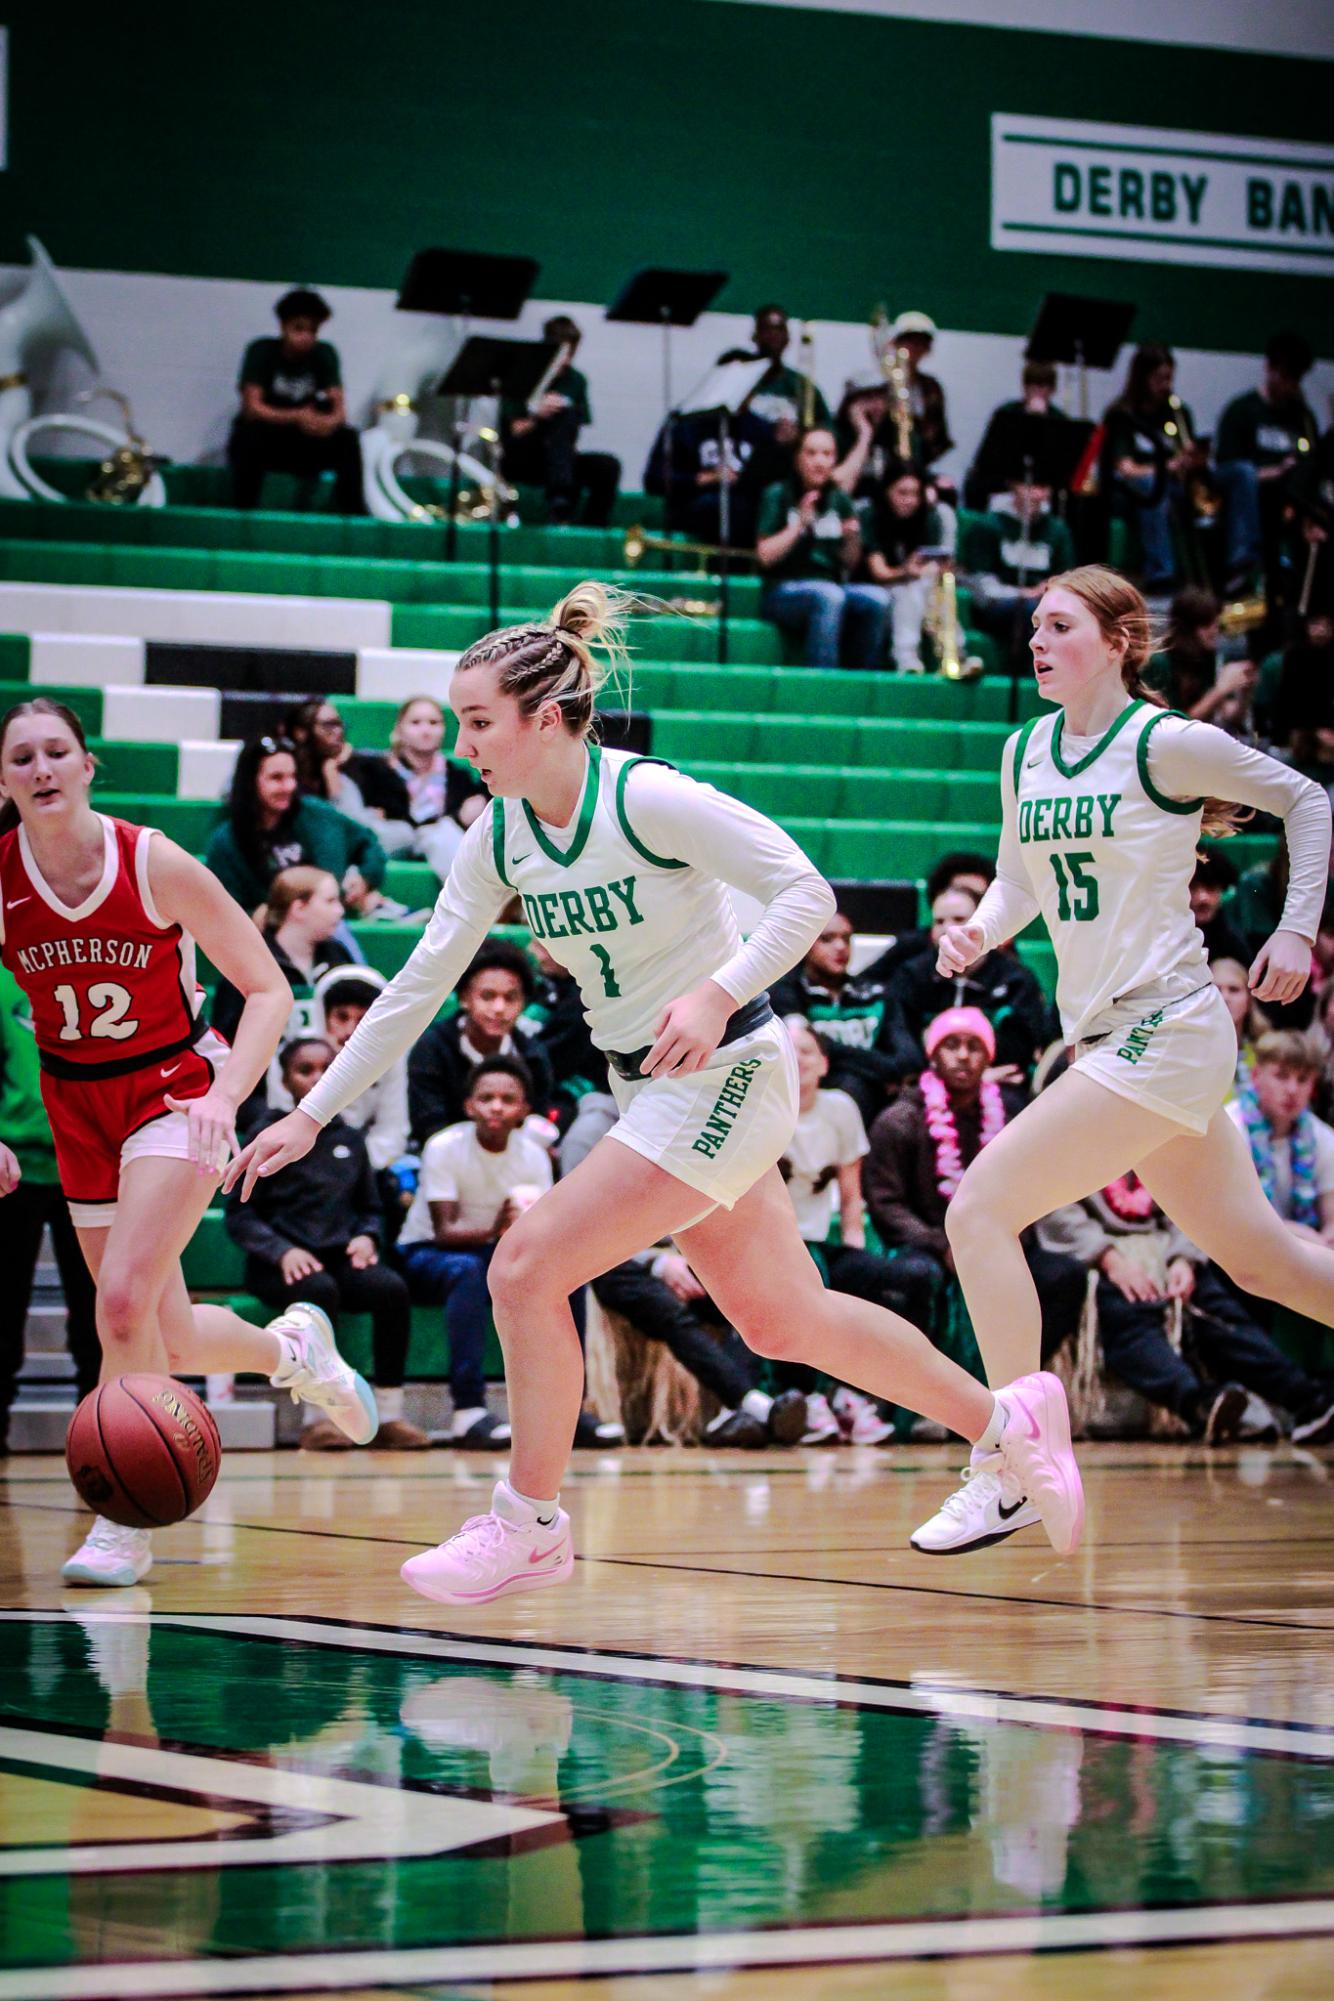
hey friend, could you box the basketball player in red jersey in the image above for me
[0,700,378,1585]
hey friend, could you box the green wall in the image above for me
[3,2,1328,352]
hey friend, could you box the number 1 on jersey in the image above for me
[1049,850,1099,922]
[590,944,621,998]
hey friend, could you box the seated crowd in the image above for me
[195,833,1333,1454]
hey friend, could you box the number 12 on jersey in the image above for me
[1049,850,1099,922]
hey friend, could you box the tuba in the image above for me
[363,311,518,524]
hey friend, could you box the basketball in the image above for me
[65,1375,222,1530]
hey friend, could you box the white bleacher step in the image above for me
[356,646,459,703]
[8,1393,276,1453]
[23,1302,71,1354]
[30,632,145,686]
[180,737,241,799]
[0,582,391,651]
[103,682,221,743]
[8,1402,78,1453]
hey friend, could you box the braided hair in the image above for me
[453,580,635,738]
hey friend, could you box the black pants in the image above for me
[246,1250,411,1387]
[503,408,620,526]
[227,418,366,513]
[773,1243,923,1396]
[593,1259,759,1408]
[0,1180,100,1445]
[1096,1263,1321,1424]
[884,1241,1086,1362]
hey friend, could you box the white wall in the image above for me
[7,260,1333,500]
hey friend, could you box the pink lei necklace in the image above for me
[920,1070,1005,1199]
[1102,1170,1156,1220]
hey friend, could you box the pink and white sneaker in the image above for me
[401,1481,574,1607]
[831,1386,894,1445]
[994,1371,1085,1556]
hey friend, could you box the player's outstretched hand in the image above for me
[0,1142,20,1196]
[642,980,735,1079]
[223,1108,321,1202]
[165,1088,238,1177]
[936,921,986,979]
[1249,929,1311,1007]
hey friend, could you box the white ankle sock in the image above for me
[451,1405,487,1437]
[741,1389,773,1423]
[270,1332,302,1380]
[975,1396,1009,1454]
[499,1480,559,1527]
[375,1386,405,1422]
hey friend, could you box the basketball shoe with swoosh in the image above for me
[62,1517,153,1587]
[993,1370,1084,1556]
[909,1452,1040,1554]
[267,1302,378,1445]
[401,1480,574,1606]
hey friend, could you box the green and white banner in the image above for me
[992,114,1334,276]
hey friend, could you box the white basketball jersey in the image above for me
[1008,699,1208,1040]
[492,745,746,1051]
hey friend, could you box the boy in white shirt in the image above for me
[396,1055,552,1446]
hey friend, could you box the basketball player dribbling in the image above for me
[229,583,1086,1606]
[0,699,377,1587]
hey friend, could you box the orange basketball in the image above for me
[65,1375,221,1529]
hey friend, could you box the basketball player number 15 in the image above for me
[1048,851,1099,923]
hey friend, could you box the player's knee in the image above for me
[95,1270,153,1345]
[487,1229,555,1315]
[734,1313,806,1364]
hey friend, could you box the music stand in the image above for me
[1027,292,1137,420]
[679,359,768,665]
[438,336,560,608]
[397,248,539,321]
[607,268,728,517]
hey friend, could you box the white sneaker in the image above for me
[910,1451,1040,1554]
[994,1371,1085,1556]
[62,1518,153,1588]
[401,1481,574,1607]
[268,1302,378,1445]
[832,1386,894,1445]
[801,1391,843,1445]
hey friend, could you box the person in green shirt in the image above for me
[499,315,621,526]
[961,474,1076,669]
[1215,330,1319,597]
[756,427,887,668]
[204,734,388,922]
[0,963,99,1453]
[746,305,831,449]
[227,288,366,514]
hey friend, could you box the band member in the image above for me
[756,430,887,670]
[966,360,1084,512]
[227,289,365,515]
[1100,345,1203,592]
[745,306,830,456]
[499,316,621,527]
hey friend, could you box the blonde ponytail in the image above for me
[454,579,643,737]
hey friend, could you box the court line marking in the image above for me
[4,1900,1334,1997]
[10,1609,1327,1761]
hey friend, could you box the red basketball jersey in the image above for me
[0,816,202,1076]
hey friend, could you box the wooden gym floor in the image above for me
[2,1440,1333,2000]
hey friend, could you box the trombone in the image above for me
[623,524,755,573]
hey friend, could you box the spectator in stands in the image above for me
[830,380,890,500]
[859,465,963,675]
[778,1018,914,1444]
[1215,331,1319,597]
[1189,851,1251,965]
[771,904,918,1127]
[859,851,996,986]
[591,1248,807,1447]
[1100,343,1196,592]
[395,1054,553,1448]
[500,315,621,527]
[1150,589,1258,734]
[225,1037,425,1449]
[1228,1031,1334,1249]
[1272,604,1334,765]
[1210,956,1270,1096]
[962,473,1075,667]
[227,288,365,515]
[965,358,1081,512]
[885,311,954,489]
[0,963,98,1454]
[407,940,554,1151]
[1035,1166,1333,1443]
[756,428,887,670]
[210,865,354,1056]
[642,401,772,549]
[310,966,410,1173]
[865,1007,1082,1348]
[888,885,1053,1080]
[285,699,415,855]
[1291,417,1333,614]
[206,734,388,922]
[381,695,488,883]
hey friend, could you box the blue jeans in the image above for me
[1214,458,1262,574]
[398,1240,494,1411]
[762,578,889,669]
[1115,471,1176,586]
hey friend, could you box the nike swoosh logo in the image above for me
[160,1061,183,1079]
[997,1497,1027,1520]
[1025,757,1043,769]
[510,854,532,867]
[5,896,31,909]
[1013,1393,1041,1442]
[528,1538,569,1566]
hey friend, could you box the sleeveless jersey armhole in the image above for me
[1010,715,1041,796]
[1137,709,1206,815]
[490,799,513,888]
[614,756,689,871]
